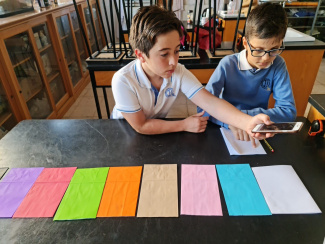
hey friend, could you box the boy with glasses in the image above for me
[198,2,296,142]
[112,5,273,146]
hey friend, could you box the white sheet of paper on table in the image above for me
[252,165,321,214]
[220,128,266,155]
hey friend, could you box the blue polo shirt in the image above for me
[198,50,297,128]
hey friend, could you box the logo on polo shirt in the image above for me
[165,88,175,97]
[261,79,271,91]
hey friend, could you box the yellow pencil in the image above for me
[264,139,274,153]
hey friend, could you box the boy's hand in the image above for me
[247,114,274,140]
[229,125,257,147]
[183,111,208,133]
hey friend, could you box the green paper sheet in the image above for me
[54,167,109,221]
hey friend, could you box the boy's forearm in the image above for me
[192,89,251,131]
[131,119,186,135]
[243,106,296,123]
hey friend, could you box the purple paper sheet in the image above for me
[181,164,222,216]
[1,168,44,183]
[0,168,44,218]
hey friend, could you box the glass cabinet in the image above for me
[56,14,83,87]
[82,1,104,53]
[284,1,320,35]
[0,78,17,139]
[32,23,67,105]
[5,32,52,119]
[0,2,94,133]
[314,0,325,42]
[92,3,104,49]
[70,10,88,74]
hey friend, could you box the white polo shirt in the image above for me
[111,59,203,119]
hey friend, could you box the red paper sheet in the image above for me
[13,167,77,218]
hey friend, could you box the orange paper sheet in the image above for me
[97,166,142,217]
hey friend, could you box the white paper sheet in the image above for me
[220,128,266,155]
[252,165,321,214]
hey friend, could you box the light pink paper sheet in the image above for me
[181,164,222,216]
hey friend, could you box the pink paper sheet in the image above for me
[181,164,222,216]
[13,167,77,218]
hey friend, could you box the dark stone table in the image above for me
[309,94,325,118]
[0,118,324,243]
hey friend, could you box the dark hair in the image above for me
[245,3,288,41]
[129,5,183,57]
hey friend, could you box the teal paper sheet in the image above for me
[216,164,271,216]
[54,167,109,221]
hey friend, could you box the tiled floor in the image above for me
[63,58,325,119]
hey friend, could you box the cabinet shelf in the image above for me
[26,87,42,102]
[67,60,74,66]
[13,57,31,69]
[39,44,52,53]
[61,34,69,40]
[0,112,12,127]
[287,16,316,19]
[289,25,311,28]
[285,2,318,7]
[47,71,60,83]
[285,6,318,9]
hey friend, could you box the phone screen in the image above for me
[258,123,296,131]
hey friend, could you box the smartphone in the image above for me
[252,122,304,133]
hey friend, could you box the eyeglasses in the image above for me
[246,39,285,57]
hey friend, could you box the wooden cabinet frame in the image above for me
[0,1,94,122]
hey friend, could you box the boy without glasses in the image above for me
[198,3,296,142]
[111,5,273,145]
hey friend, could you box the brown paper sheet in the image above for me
[137,164,178,217]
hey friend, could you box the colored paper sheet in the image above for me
[220,128,266,155]
[13,167,77,218]
[252,165,321,214]
[0,168,8,180]
[53,167,109,221]
[181,164,222,216]
[137,164,178,217]
[1,167,44,183]
[0,167,44,218]
[216,164,271,216]
[97,166,142,217]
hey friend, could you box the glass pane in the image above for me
[0,79,17,138]
[56,15,82,87]
[50,76,66,104]
[71,11,87,74]
[5,32,52,119]
[32,23,67,105]
[27,90,52,119]
[84,7,97,53]
[92,4,103,50]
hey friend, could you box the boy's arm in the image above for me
[241,65,296,122]
[112,73,209,134]
[197,59,230,128]
[191,89,273,139]
[121,110,208,135]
